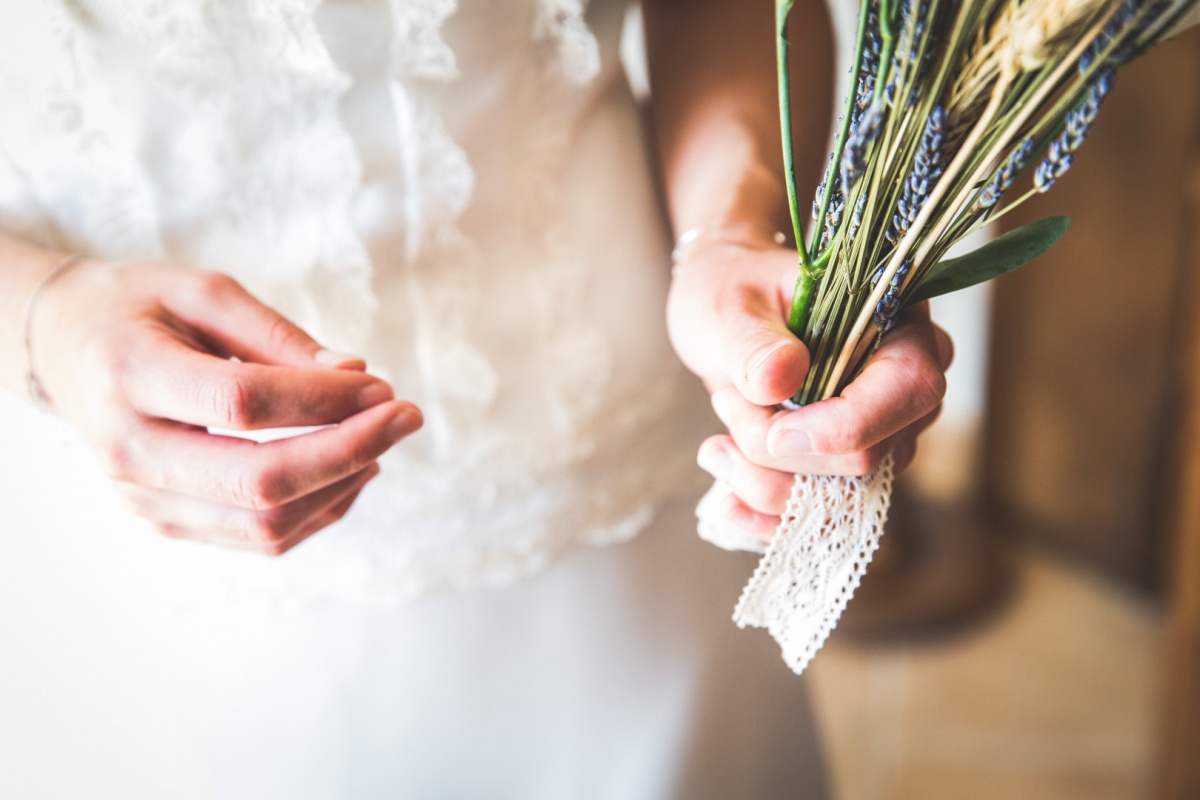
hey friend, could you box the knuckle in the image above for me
[88,339,133,404]
[262,540,291,557]
[115,484,151,517]
[94,338,130,379]
[764,478,792,512]
[97,439,136,482]
[264,314,308,354]
[243,513,290,546]
[844,448,882,476]
[909,359,948,413]
[194,271,241,303]
[203,374,259,429]
[824,416,872,456]
[327,499,355,525]
[231,466,293,511]
[153,522,184,540]
[727,418,769,466]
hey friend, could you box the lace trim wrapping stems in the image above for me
[727,455,895,675]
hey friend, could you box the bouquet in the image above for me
[727,0,1200,674]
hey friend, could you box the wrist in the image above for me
[23,254,104,412]
[671,223,787,267]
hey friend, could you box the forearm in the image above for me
[0,230,76,402]
[642,0,834,238]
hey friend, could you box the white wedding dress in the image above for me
[0,1,828,797]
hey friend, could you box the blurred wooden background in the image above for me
[983,28,1200,799]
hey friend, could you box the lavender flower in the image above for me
[1079,0,1136,72]
[841,101,884,191]
[897,0,934,105]
[1035,69,1115,192]
[872,259,912,332]
[1079,0,1171,72]
[819,196,846,251]
[888,105,944,244]
[812,151,835,221]
[847,193,867,249]
[977,137,1035,209]
[854,7,883,125]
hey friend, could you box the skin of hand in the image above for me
[28,258,422,555]
[644,0,951,545]
[668,238,954,544]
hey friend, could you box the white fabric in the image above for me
[0,0,698,604]
[0,1,830,795]
[730,456,894,675]
[695,462,896,677]
[0,439,830,798]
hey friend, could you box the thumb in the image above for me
[164,272,367,371]
[722,306,809,406]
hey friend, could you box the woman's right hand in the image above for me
[30,259,421,555]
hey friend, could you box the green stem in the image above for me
[787,0,873,338]
[872,0,897,104]
[776,1,810,271]
[788,271,817,331]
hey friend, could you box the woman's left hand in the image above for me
[667,239,954,545]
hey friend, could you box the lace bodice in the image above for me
[0,0,706,605]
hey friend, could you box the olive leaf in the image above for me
[909,216,1071,304]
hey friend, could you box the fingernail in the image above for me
[769,429,813,457]
[710,391,733,427]
[316,349,366,369]
[697,444,732,481]
[388,406,422,440]
[365,463,382,481]
[358,382,394,409]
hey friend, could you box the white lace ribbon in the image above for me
[699,456,894,675]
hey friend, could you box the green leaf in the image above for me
[909,216,1071,304]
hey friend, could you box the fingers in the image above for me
[123,463,380,555]
[667,246,810,405]
[714,491,781,545]
[712,388,896,476]
[98,400,421,510]
[697,434,793,516]
[120,329,395,430]
[760,308,945,466]
[159,271,367,370]
[932,321,954,371]
[718,297,810,407]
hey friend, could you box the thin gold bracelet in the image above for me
[22,253,85,412]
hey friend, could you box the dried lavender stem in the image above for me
[902,2,1123,287]
[820,1,1125,400]
[789,0,873,336]
[819,65,1012,399]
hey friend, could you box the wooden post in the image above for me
[1159,150,1200,800]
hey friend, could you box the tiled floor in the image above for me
[807,548,1163,800]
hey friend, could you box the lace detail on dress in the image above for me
[535,0,601,84]
[387,0,459,79]
[0,2,165,259]
[0,0,377,348]
[730,456,894,675]
[1,0,702,608]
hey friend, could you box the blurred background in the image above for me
[622,5,1200,798]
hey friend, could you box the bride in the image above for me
[0,0,950,796]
